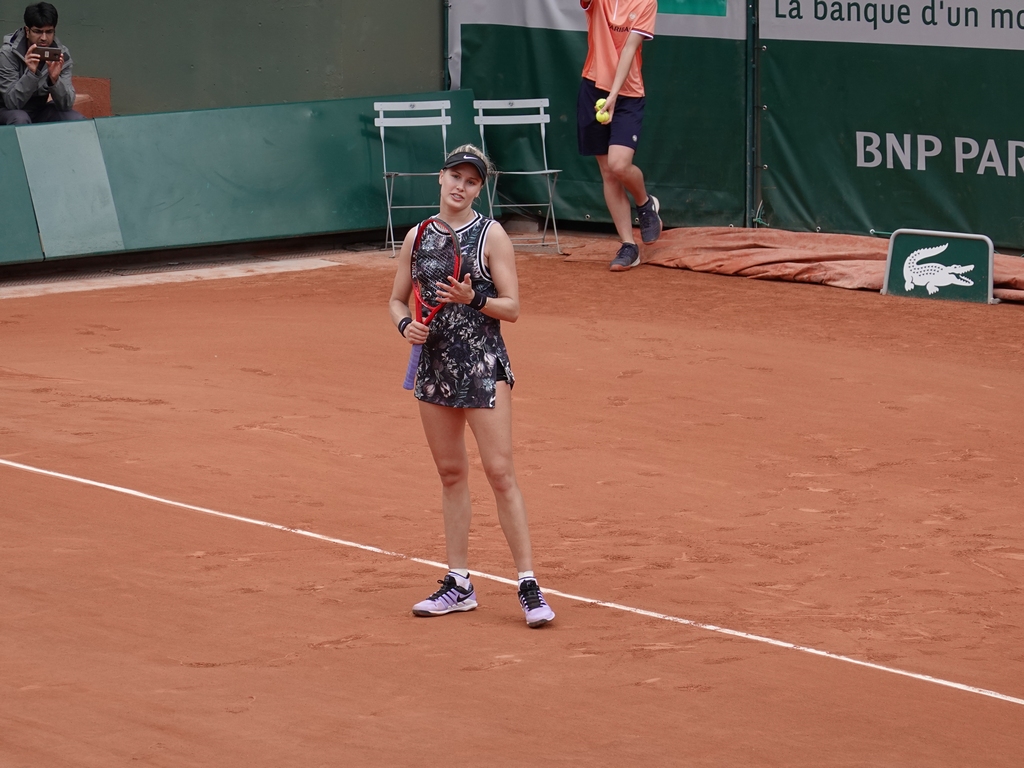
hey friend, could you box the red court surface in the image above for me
[2,246,1023,766]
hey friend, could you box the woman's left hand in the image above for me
[437,273,475,305]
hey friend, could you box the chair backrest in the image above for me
[374,100,452,176]
[472,98,553,173]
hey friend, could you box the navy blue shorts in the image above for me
[576,78,646,156]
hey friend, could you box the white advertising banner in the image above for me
[760,0,1024,49]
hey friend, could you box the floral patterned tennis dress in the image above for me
[414,212,514,409]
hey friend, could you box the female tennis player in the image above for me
[388,144,556,628]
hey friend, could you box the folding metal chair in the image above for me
[374,100,451,253]
[473,98,561,252]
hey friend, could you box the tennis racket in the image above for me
[403,217,462,390]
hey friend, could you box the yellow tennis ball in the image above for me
[594,98,606,112]
[596,110,611,124]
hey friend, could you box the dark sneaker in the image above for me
[518,579,555,628]
[609,242,640,272]
[412,574,478,616]
[636,195,662,244]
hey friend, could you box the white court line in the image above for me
[3,456,1023,709]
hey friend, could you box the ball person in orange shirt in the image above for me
[578,0,663,271]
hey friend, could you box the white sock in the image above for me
[517,571,536,586]
[449,569,471,588]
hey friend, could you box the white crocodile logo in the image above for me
[903,243,974,295]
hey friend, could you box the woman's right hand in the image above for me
[402,320,429,345]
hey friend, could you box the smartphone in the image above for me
[36,46,63,62]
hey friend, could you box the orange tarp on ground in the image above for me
[630,227,1024,303]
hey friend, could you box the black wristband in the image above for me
[468,291,487,311]
[398,317,412,336]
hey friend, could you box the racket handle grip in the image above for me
[403,344,422,390]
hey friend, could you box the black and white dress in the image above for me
[414,213,514,409]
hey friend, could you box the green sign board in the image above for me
[882,229,994,304]
[658,0,728,16]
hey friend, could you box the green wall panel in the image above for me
[459,24,747,227]
[0,0,444,115]
[760,40,1024,249]
[18,121,124,259]
[96,90,478,252]
[0,128,43,265]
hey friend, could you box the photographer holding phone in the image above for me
[0,3,83,125]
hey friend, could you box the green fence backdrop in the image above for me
[758,0,1024,247]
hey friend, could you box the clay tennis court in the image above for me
[2,237,1022,766]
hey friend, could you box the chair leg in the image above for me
[550,210,560,254]
[383,175,397,255]
[486,175,497,220]
[543,173,561,254]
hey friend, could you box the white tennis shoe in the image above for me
[412,574,478,616]
[518,579,555,628]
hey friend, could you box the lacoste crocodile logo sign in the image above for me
[902,243,975,295]
[883,229,993,304]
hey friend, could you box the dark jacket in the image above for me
[0,27,75,112]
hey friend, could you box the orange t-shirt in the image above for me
[580,0,658,98]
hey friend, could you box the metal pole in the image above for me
[443,1,452,90]
[744,0,758,228]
